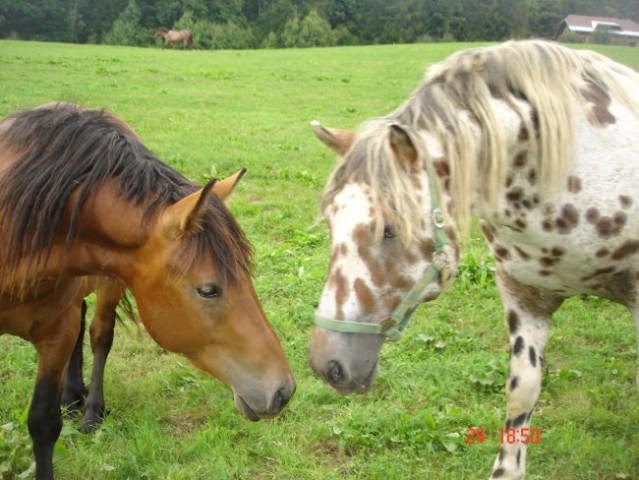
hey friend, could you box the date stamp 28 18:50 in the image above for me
[466,427,541,445]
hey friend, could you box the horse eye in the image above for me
[383,225,396,239]
[196,284,222,299]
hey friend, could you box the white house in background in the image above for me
[556,14,639,46]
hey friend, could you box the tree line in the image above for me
[1,0,638,49]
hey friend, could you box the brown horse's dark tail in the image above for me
[188,32,195,49]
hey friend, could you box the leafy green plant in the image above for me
[456,245,496,290]
[0,422,34,479]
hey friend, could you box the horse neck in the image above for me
[65,179,157,282]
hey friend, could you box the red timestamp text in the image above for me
[466,427,541,445]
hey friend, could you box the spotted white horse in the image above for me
[308,40,639,479]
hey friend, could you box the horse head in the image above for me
[307,121,459,394]
[128,170,296,419]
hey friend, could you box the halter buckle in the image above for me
[432,208,446,229]
[432,250,448,269]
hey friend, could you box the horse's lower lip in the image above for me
[235,395,261,422]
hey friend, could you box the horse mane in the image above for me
[0,103,252,289]
[322,40,639,242]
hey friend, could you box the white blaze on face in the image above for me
[318,183,377,322]
[318,181,448,325]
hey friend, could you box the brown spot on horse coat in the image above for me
[514,247,530,260]
[585,208,600,224]
[619,195,633,209]
[587,210,626,239]
[539,257,555,268]
[354,278,375,313]
[507,309,520,333]
[611,240,639,260]
[581,79,616,126]
[582,266,616,281]
[506,187,524,204]
[419,238,435,261]
[513,152,527,168]
[556,204,579,234]
[383,294,402,312]
[433,159,450,178]
[353,224,384,287]
[518,123,529,142]
[567,176,582,193]
[515,219,527,230]
[481,223,495,243]
[333,268,349,320]
[495,246,511,261]
[498,270,563,318]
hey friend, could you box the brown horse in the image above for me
[0,103,295,480]
[154,28,194,49]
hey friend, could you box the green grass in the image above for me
[1,40,639,479]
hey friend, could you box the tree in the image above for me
[103,0,146,46]
[255,0,297,42]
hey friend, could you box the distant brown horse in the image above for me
[0,103,295,480]
[154,28,194,49]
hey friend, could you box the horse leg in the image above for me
[80,282,122,433]
[61,300,87,413]
[29,307,81,480]
[490,270,563,480]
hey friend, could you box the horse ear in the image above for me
[162,178,216,240]
[213,168,247,202]
[311,120,355,157]
[389,124,418,171]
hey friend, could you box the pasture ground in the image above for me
[1,40,639,479]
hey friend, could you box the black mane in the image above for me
[0,103,251,285]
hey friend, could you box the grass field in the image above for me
[1,40,639,479]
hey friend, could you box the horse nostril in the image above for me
[271,388,286,412]
[270,382,295,413]
[326,360,345,386]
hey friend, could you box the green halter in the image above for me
[314,150,454,342]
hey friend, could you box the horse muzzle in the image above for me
[308,327,383,395]
[233,379,296,421]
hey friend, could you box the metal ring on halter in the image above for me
[432,208,445,228]
[432,250,448,269]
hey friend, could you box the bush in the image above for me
[557,31,585,44]
[333,25,359,46]
[281,9,336,48]
[591,29,614,45]
[173,12,256,50]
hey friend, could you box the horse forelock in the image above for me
[171,195,254,287]
[321,119,423,245]
[0,103,251,289]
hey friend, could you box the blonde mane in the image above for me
[321,40,639,243]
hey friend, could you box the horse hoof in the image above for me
[79,417,102,434]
